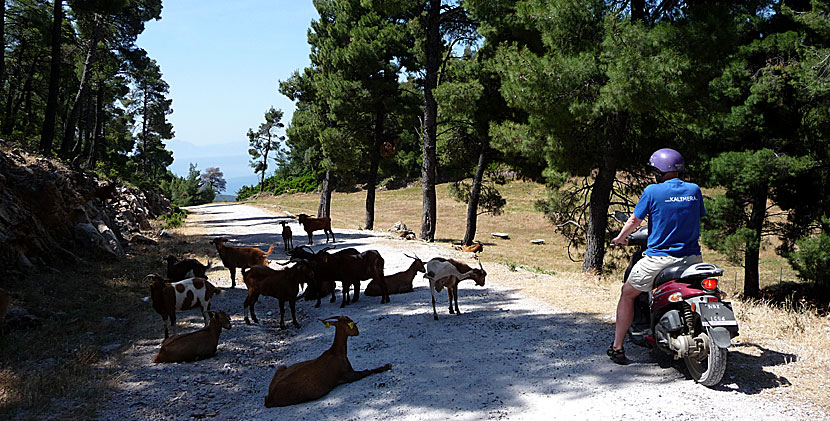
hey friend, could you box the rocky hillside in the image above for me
[0,147,172,272]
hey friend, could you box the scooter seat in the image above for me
[653,264,695,288]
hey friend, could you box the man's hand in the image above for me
[610,236,628,247]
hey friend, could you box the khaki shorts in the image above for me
[628,254,703,292]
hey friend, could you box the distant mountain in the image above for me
[214,194,237,203]
[226,174,260,196]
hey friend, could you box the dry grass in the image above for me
[0,221,215,419]
[247,180,830,412]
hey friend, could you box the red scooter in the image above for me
[617,212,739,386]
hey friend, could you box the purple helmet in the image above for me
[648,148,685,173]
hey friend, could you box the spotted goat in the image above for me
[147,274,224,339]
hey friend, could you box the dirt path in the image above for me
[98,203,827,420]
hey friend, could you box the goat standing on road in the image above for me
[264,316,392,407]
[424,257,486,320]
[279,221,294,251]
[297,213,335,245]
[147,274,224,339]
[210,237,274,288]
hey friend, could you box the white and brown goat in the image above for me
[264,316,391,407]
[147,274,224,339]
[424,257,486,320]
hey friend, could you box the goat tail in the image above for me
[265,244,275,256]
[205,258,213,270]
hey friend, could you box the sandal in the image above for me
[607,344,628,365]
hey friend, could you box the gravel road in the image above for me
[97,203,828,420]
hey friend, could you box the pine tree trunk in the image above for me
[318,170,333,218]
[260,142,270,194]
[420,0,441,242]
[80,91,94,157]
[40,0,63,154]
[463,148,487,245]
[86,88,103,169]
[631,0,646,22]
[1,41,27,135]
[0,0,6,112]
[582,151,618,273]
[62,14,102,158]
[743,187,768,298]
[141,87,148,174]
[365,105,384,230]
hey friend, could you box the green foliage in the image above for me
[787,228,830,289]
[236,171,320,201]
[160,164,215,207]
[159,206,188,229]
[448,180,506,216]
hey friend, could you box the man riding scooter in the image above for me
[607,148,706,364]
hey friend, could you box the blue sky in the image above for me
[136,1,319,194]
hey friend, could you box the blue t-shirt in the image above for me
[633,178,705,257]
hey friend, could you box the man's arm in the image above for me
[610,215,643,246]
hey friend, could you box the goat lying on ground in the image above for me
[264,316,392,407]
[147,274,224,339]
[453,241,483,254]
[241,261,315,329]
[297,213,335,245]
[424,257,487,320]
[153,311,231,363]
[364,253,424,296]
[280,221,294,251]
[210,237,274,288]
[165,255,212,281]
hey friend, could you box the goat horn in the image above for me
[272,260,291,266]
[476,256,483,270]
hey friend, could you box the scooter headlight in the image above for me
[668,292,683,303]
[701,278,718,291]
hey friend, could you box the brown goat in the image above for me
[280,221,294,251]
[297,213,335,245]
[364,254,424,297]
[264,316,392,407]
[301,248,388,308]
[210,237,274,288]
[147,274,224,339]
[153,311,231,363]
[241,262,315,329]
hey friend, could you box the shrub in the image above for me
[787,231,830,290]
[159,206,188,229]
[236,171,320,201]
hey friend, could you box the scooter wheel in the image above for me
[684,332,727,387]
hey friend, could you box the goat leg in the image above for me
[339,364,392,385]
[306,232,312,245]
[162,316,170,339]
[447,289,454,314]
[329,282,337,303]
[340,283,349,308]
[453,287,461,315]
[279,299,286,329]
[229,267,237,289]
[352,280,360,303]
[290,300,300,328]
[429,280,439,321]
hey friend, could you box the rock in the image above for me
[130,234,158,245]
[101,343,122,353]
[530,239,545,245]
[389,221,409,232]
[491,232,510,239]
[73,222,120,260]
[4,307,42,330]
[158,230,173,238]
[398,230,416,240]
